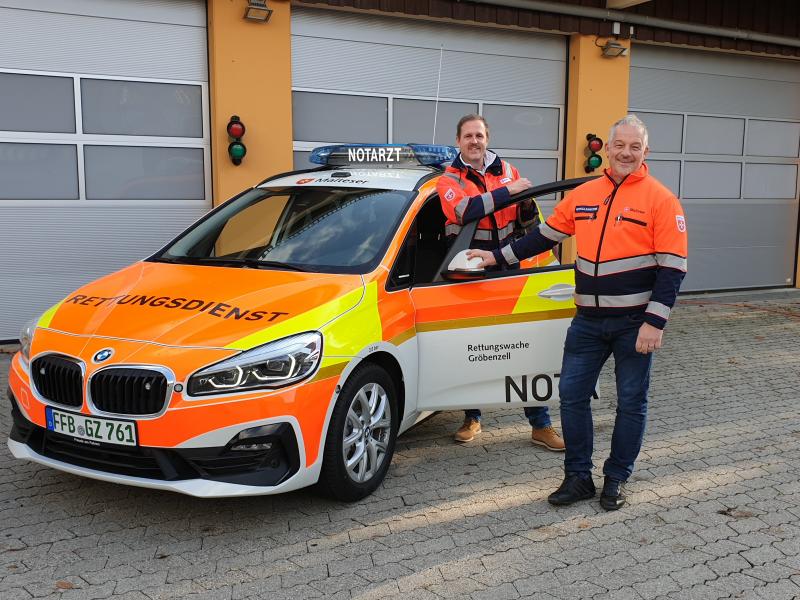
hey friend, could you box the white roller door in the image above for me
[291,7,566,209]
[629,44,800,292]
[0,0,210,340]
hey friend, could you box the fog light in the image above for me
[228,424,281,452]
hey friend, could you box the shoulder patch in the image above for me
[676,215,686,232]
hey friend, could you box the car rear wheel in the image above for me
[318,363,398,501]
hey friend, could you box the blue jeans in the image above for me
[559,313,653,482]
[464,406,551,429]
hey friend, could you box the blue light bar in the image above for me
[308,144,457,168]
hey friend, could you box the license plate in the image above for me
[46,407,137,447]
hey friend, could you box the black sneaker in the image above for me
[599,476,627,511]
[547,474,596,506]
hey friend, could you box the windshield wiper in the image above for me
[151,256,307,271]
[201,257,309,272]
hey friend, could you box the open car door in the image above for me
[410,177,594,411]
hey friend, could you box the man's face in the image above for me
[456,119,488,165]
[606,124,649,179]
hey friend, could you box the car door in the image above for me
[409,178,591,411]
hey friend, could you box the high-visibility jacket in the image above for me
[493,164,688,329]
[436,152,535,250]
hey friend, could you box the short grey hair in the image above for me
[609,114,649,148]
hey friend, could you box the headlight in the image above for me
[19,317,37,366]
[187,332,322,396]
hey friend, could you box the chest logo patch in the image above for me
[500,177,512,184]
[444,188,456,201]
[676,215,686,232]
[575,205,599,214]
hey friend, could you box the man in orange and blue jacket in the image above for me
[437,114,565,452]
[469,114,688,510]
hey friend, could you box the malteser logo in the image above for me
[64,294,288,322]
[676,215,686,232]
[296,178,315,185]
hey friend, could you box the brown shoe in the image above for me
[454,418,481,442]
[531,426,565,451]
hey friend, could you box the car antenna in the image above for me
[432,44,444,145]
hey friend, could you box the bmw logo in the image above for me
[93,348,114,363]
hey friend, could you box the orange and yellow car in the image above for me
[7,144,586,500]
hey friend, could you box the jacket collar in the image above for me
[604,163,649,186]
[451,150,503,175]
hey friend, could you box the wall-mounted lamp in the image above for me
[600,40,628,58]
[244,0,272,22]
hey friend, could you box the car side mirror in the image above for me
[442,249,487,281]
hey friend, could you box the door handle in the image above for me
[538,284,575,301]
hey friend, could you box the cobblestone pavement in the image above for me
[2,289,800,600]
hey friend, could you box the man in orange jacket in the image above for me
[437,114,565,451]
[469,115,688,509]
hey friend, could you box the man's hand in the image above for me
[466,249,497,269]
[506,178,532,195]
[635,322,663,354]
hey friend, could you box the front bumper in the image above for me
[7,388,316,498]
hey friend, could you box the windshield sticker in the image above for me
[310,177,369,184]
[63,294,288,322]
[296,178,315,184]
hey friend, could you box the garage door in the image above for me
[291,7,565,210]
[629,44,800,292]
[0,0,210,340]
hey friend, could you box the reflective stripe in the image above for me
[474,223,513,241]
[575,255,658,276]
[447,223,514,241]
[646,301,671,320]
[445,223,462,236]
[443,172,466,188]
[503,161,513,179]
[502,244,519,265]
[656,253,688,272]
[454,198,469,221]
[574,291,652,308]
[575,256,594,275]
[540,222,569,242]
[481,192,494,214]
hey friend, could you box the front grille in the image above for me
[90,368,169,415]
[31,355,83,407]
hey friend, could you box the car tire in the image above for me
[317,363,399,502]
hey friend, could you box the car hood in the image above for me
[39,261,365,349]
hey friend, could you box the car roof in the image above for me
[260,168,436,192]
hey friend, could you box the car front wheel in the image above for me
[318,363,398,501]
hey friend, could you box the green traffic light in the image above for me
[228,141,247,164]
[587,154,602,169]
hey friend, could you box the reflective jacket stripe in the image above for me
[540,222,569,242]
[656,253,688,271]
[446,222,514,241]
[501,244,520,265]
[576,254,659,276]
[645,301,671,320]
[442,172,466,188]
[574,291,652,308]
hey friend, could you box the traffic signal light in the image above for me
[227,116,247,165]
[585,133,603,173]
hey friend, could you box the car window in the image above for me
[155,187,415,274]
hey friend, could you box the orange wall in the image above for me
[207,0,293,205]
[565,34,631,179]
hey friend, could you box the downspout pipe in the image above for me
[461,0,800,49]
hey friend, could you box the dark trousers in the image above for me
[464,407,551,429]
[558,313,654,481]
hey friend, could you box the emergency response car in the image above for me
[7,144,589,501]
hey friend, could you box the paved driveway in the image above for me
[2,290,800,600]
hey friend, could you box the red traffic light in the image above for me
[587,134,603,153]
[227,116,246,139]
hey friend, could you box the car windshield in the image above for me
[152,187,415,274]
